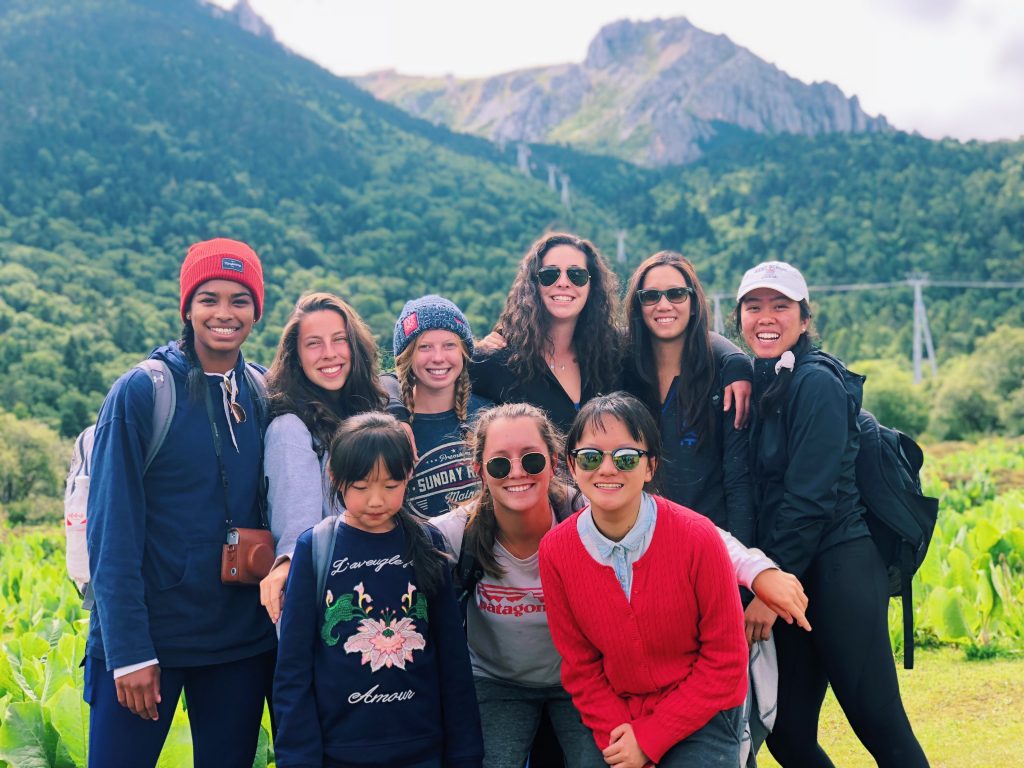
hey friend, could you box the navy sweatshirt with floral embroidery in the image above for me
[273,521,483,768]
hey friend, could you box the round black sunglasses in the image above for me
[484,452,548,479]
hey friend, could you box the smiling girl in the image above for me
[623,251,755,546]
[385,296,491,517]
[737,262,929,767]
[273,412,483,768]
[470,233,622,434]
[540,393,759,768]
[84,238,276,768]
[260,293,398,623]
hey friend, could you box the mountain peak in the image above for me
[227,0,276,41]
[356,16,889,166]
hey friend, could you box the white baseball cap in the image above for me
[736,261,809,302]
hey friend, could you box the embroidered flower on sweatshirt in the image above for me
[344,612,426,671]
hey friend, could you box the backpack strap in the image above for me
[312,515,344,606]
[243,363,269,431]
[136,359,176,473]
[902,543,915,670]
[455,526,485,612]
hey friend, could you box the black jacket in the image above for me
[624,333,755,546]
[749,349,870,578]
[468,347,613,434]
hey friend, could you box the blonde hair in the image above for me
[394,338,472,423]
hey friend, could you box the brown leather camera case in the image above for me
[221,528,275,585]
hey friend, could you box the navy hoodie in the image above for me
[86,342,276,670]
[274,522,483,768]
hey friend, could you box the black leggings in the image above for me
[766,537,929,768]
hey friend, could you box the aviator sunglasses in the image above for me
[222,373,247,424]
[569,447,649,472]
[484,452,548,479]
[537,266,591,288]
[636,287,693,306]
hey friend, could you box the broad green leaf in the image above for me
[0,648,35,702]
[969,518,1002,555]
[944,547,977,601]
[45,684,88,767]
[41,634,81,703]
[155,698,192,768]
[252,724,270,768]
[0,701,57,768]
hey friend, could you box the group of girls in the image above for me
[82,233,929,768]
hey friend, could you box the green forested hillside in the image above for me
[0,0,1022,440]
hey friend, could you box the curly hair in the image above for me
[463,403,567,579]
[495,232,621,394]
[624,251,716,449]
[266,292,386,452]
[394,338,472,423]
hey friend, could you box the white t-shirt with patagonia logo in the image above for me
[430,505,562,687]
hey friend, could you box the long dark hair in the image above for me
[464,403,567,579]
[177,322,207,402]
[734,298,815,415]
[623,251,716,448]
[267,292,386,451]
[495,232,621,393]
[327,412,447,597]
[565,392,663,466]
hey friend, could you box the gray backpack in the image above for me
[64,358,267,607]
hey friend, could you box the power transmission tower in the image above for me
[516,143,531,175]
[547,164,558,190]
[616,230,627,264]
[560,173,571,213]
[711,294,726,336]
[908,274,937,383]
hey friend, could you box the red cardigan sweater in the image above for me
[538,495,748,763]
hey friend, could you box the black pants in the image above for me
[766,537,929,768]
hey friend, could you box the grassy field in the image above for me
[757,647,1023,768]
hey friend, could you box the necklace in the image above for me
[498,532,539,560]
[546,351,576,373]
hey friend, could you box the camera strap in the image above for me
[203,377,270,531]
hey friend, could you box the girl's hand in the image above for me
[475,330,508,353]
[749,568,811,632]
[744,596,781,645]
[260,558,291,623]
[115,665,161,720]
[722,380,752,429]
[602,723,650,767]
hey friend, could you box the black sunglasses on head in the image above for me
[636,287,693,306]
[569,447,649,472]
[484,452,548,479]
[537,266,590,287]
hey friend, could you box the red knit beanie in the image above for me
[179,238,265,320]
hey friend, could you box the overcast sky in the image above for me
[210,0,1024,142]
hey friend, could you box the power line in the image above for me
[711,275,1024,383]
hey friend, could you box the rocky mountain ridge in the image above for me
[356,17,889,166]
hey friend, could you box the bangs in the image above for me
[330,421,415,486]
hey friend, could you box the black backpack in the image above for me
[810,353,939,669]
[855,409,939,668]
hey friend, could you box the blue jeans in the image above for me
[474,676,594,768]
[579,705,744,767]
